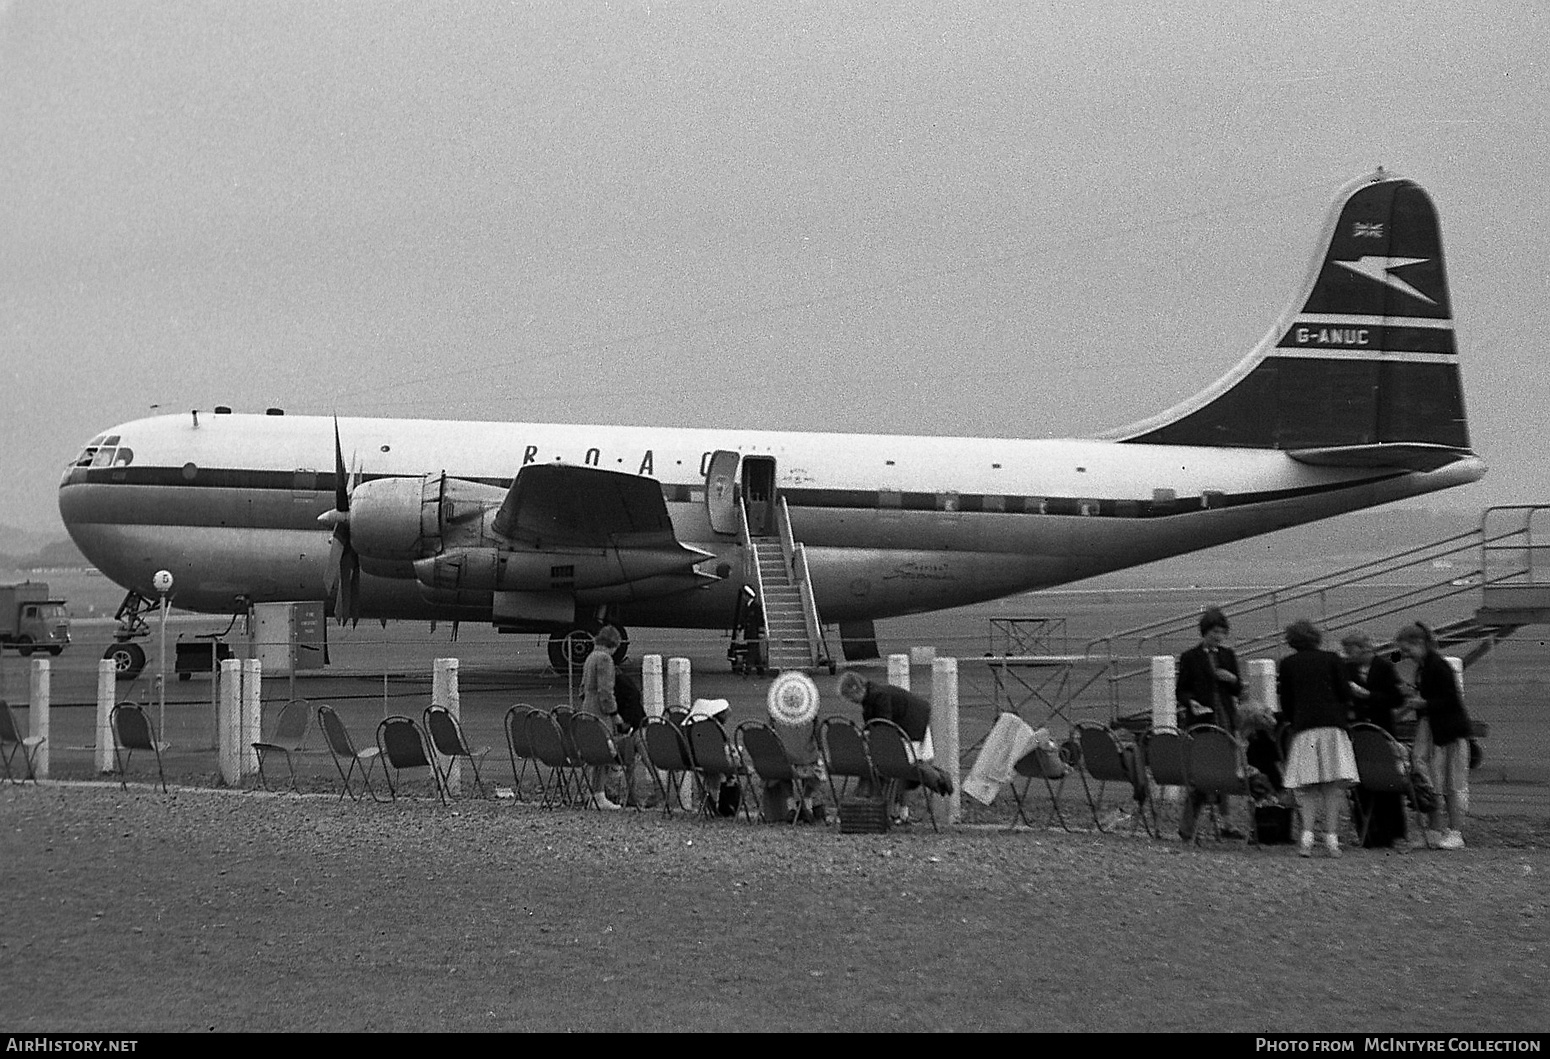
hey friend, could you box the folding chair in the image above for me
[424,704,491,798]
[640,716,693,816]
[525,710,578,808]
[686,717,754,820]
[569,712,632,811]
[1183,723,1256,846]
[819,716,876,808]
[251,698,311,792]
[317,704,382,802]
[864,718,939,831]
[376,716,447,805]
[1348,722,1424,847]
[504,704,540,800]
[1074,722,1150,836]
[110,703,169,793]
[552,706,588,777]
[1007,739,1071,832]
[0,700,45,784]
[736,720,804,824]
[1139,727,1190,836]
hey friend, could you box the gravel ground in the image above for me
[4,780,1548,1033]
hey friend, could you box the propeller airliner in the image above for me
[59,173,1483,676]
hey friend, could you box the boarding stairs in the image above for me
[742,497,833,673]
[1085,504,1550,708]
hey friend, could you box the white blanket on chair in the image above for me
[963,713,1045,805]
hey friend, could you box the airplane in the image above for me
[59,171,1483,678]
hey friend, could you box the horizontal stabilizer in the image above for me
[1287,443,1473,472]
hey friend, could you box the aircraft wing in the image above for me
[490,463,687,550]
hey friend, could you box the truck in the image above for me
[0,582,71,656]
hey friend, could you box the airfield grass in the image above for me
[4,780,1548,1034]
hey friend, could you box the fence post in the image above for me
[930,657,960,824]
[1247,659,1277,715]
[29,658,50,780]
[1150,655,1176,731]
[433,657,461,794]
[242,659,262,778]
[667,657,691,711]
[888,653,910,691]
[219,659,242,785]
[641,655,664,718]
[96,659,116,774]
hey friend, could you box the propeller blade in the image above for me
[327,418,361,625]
[333,417,350,516]
[345,553,361,627]
[324,534,342,595]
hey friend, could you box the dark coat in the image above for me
[1414,650,1470,744]
[1343,654,1405,734]
[860,681,931,742]
[1277,648,1353,732]
[1176,643,1242,730]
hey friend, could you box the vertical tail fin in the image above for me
[1112,172,1471,460]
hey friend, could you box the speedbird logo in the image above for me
[1333,256,1437,305]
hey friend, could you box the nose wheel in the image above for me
[104,641,147,681]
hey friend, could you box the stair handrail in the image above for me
[739,500,768,632]
[1085,525,1498,660]
[779,497,830,669]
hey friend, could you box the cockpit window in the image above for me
[73,434,107,468]
[78,435,132,470]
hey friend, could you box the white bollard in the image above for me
[30,658,50,780]
[930,657,960,824]
[242,659,262,777]
[433,657,461,794]
[1247,659,1277,715]
[641,655,664,718]
[887,653,910,691]
[96,659,116,774]
[219,659,242,786]
[1150,655,1177,732]
[667,657,691,711]
[1151,655,1180,804]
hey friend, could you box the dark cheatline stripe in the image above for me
[65,465,1405,526]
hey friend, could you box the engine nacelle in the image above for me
[413,544,711,596]
[348,477,439,561]
[348,474,504,561]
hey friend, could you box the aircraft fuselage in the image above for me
[58,410,1484,629]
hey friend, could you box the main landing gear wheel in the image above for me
[547,629,595,673]
[105,641,146,681]
[545,626,631,672]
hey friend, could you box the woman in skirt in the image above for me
[1277,619,1358,857]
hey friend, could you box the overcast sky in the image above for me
[3,1,1547,539]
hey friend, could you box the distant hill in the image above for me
[0,535,89,573]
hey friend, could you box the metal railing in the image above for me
[1086,503,1550,710]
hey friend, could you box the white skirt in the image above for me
[1283,727,1359,789]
